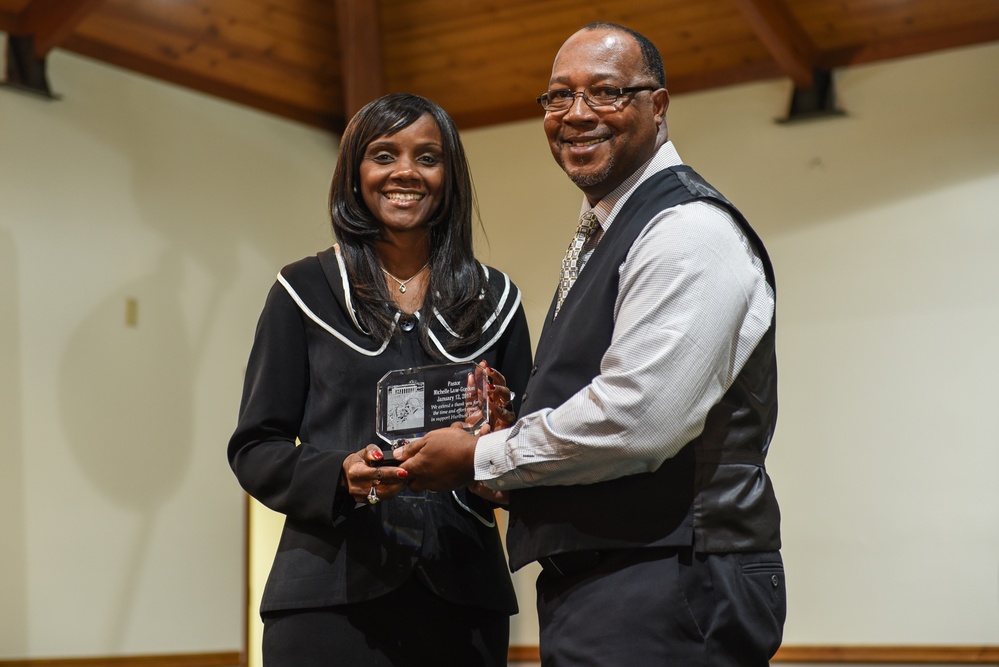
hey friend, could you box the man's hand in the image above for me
[394,427,478,492]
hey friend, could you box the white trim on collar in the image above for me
[432,265,509,337]
[280,255,518,360]
[277,272,395,357]
[332,244,371,336]
[428,281,522,362]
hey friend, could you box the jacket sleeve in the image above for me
[227,280,353,526]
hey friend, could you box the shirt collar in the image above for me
[578,141,683,231]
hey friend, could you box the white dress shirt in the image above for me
[475,141,775,490]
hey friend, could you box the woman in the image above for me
[228,93,532,665]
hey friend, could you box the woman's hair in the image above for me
[329,92,494,356]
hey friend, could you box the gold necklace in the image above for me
[380,261,430,293]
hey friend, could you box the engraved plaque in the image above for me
[376,362,489,451]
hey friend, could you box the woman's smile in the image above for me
[360,113,444,236]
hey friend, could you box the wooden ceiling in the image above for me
[2,0,998,134]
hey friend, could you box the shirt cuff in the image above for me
[474,428,515,490]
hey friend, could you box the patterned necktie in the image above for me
[555,210,600,316]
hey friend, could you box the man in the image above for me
[396,22,785,665]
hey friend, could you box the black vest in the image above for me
[506,166,781,571]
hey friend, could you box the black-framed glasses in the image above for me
[536,86,657,112]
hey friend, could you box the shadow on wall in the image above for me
[0,230,27,653]
[36,51,337,652]
[58,249,194,647]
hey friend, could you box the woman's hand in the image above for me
[341,444,409,505]
[481,360,516,431]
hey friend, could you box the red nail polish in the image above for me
[397,469,409,478]
[372,450,383,460]
[488,382,495,390]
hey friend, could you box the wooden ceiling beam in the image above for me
[62,33,345,133]
[335,0,384,120]
[729,0,817,87]
[16,0,106,57]
[821,19,999,69]
[0,11,20,33]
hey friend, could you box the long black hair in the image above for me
[329,92,494,356]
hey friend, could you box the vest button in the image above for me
[530,365,539,375]
[399,315,416,332]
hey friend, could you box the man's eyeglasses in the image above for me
[536,86,657,112]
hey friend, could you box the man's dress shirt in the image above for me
[475,141,775,489]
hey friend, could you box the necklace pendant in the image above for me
[380,260,429,296]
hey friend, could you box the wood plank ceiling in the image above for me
[2,0,998,134]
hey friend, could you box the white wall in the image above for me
[0,51,335,658]
[3,37,997,664]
